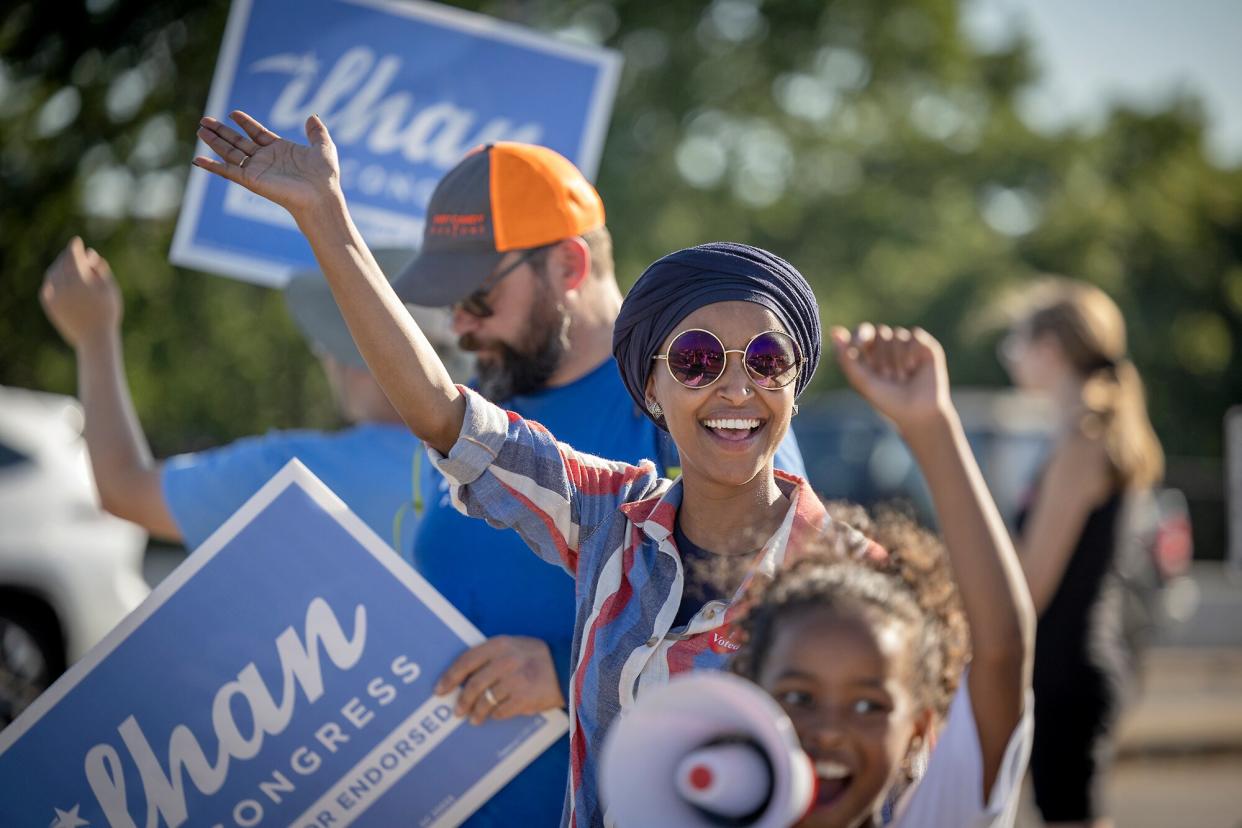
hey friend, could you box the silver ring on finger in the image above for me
[483,687,499,708]
[239,153,251,169]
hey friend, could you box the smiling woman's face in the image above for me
[645,301,797,489]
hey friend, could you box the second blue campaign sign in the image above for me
[171,0,622,285]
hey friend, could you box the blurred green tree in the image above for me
[2,0,1238,469]
[0,0,337,454]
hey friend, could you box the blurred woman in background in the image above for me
[998,278,1165,828]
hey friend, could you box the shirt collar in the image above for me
[618,476,682,542]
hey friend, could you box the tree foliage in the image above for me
[2,0,1238,465]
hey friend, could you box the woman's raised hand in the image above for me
[830,323,952,433]
[193,111,340,219]
[193,111,467,454]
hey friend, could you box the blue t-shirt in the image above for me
[412,359,804,826]
[162,423,421,551]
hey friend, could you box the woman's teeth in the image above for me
[702,418,761,430]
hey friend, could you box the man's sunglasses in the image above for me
[653,328,804,390]
[456,246,551,319]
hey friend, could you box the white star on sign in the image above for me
[50,804,89,828]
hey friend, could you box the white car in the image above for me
[0,385,149,727]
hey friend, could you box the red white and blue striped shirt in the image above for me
[429,386,871,827]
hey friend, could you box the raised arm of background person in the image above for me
[1014,431,1113,614]
[831,323,1035,799]
[39,238,181,541]
[192,112,463,454]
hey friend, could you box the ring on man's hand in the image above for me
[239,154,251,169]
[483,688,499,708]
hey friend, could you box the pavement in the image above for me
[1116,564,1242,756]
[1016,562,1242,828]
[1096,643,1242,828]
[1117,647,1242,756]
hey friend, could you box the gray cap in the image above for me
[283,248,470,380]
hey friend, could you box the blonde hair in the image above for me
[1017,278,1164,489]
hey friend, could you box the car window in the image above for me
[0,438,30,470]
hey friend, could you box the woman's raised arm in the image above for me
[194,111,464,453]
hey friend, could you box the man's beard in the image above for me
[459,288,568,402]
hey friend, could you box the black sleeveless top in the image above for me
[1017,484,1158,700]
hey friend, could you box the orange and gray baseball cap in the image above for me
[393,142,605,306]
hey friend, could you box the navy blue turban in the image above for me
[612,242,821,428]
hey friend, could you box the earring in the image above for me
[905,736,929,780]
[791,403,799,417]
[648,401,663,419]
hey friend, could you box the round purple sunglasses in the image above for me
[653,328,804,390]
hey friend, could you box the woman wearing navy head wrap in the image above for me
[426,239,868,828]
[608,241,826,583]
[197,114,1030,828]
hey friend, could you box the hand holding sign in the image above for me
[194,111,341,220]
[435,636,566,726]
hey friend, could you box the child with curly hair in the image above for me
[731,323,1036,827]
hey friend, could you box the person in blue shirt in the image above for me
[39,240,469,552]
[391,142,805,826]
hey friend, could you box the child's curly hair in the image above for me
[731,502,970,719]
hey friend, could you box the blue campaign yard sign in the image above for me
[170,0,622,286]
[0,460,568,828]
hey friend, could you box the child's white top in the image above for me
[891,672,1033,827]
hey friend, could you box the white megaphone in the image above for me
[600,671,816,828]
